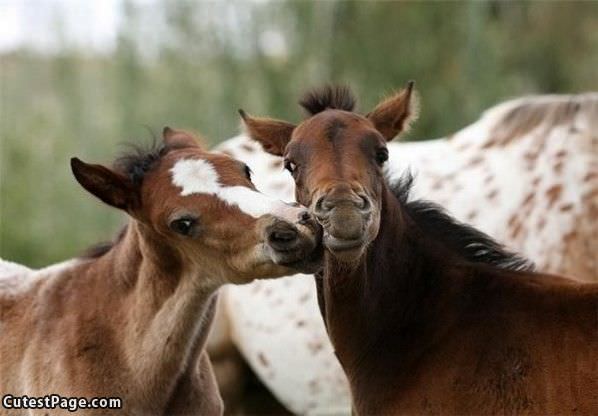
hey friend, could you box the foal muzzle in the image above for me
[312,188,374,252]
[261,211,323,272]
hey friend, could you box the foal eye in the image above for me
[375,148,389,165]
[170,217,196,236]
[284,159,297,174]
[244,165,253,181]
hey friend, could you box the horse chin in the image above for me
[320,208,379,265]
[267,240,324,275]
[322,240,363,269]
[322,222,378,267]
[326,245,366,267]
[279,248,324,274]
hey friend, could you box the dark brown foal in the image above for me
[241,84,598,415]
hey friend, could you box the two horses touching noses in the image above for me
[0,81,596,416]
[241,82,598,415]
[0,128,322,415]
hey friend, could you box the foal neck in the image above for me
[321,186,459,397]
[92,221,221,412]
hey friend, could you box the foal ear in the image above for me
[239,110,296,156]
[366,80,419,141]
[71,158,139,211]
[162,126,201,149]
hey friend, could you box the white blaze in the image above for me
[170,159,221,195]
[170,158,290,218]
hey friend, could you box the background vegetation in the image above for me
[1,1,597,267]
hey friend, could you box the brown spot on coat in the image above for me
[523,152,539,163]
[466,156,484,167]
[258,352,269,367]
[522,192,535,207]
[308,341,324,354]
[582,188,598,203]
[482,138,499,149]
[545,184,563,208]
[510,222,523,239]
[563,230,578,244]
[507,214,518,228]
[583,172,597,182]
[486,189,499,200]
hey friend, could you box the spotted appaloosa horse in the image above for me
[212,91,598,413]
[242,83,598,414]
[0,128,322,416]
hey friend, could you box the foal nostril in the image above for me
[272,229,296,242]
[268,226,299,250]
[298,210,312,224]
[322,199,336,212]
[315,196,330,214]
[358,195,371,211]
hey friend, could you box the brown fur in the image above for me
[486,93,598,148]
[243,84,598,415]
[0,128,321,415]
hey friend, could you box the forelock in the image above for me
[299,85,357,116]
[114,141,170,185]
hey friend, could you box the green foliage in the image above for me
[1,1,597,267]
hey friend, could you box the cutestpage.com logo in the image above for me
[2,394,123,412]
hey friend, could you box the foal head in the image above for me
[70,128,322,284]
[241,83,417,265]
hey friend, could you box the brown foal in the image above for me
[0,128,321,415]
[242,84,598,415]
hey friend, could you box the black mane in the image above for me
[299,85,357,116]
[114,139,169,185]
[390,173,534,272]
